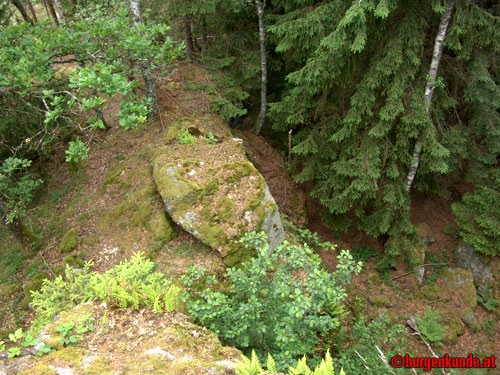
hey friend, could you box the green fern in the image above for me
[236,350,343,375]
[267,353,277,373]
[29,252,179,336]
[235,350,263,375]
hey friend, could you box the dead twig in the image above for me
[39,251,57,278]
[391,262,449,281]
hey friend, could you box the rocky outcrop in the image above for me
[442,267,478,309]
[1,303,243,375]
[152,123,285,266]
[455,244,495,292]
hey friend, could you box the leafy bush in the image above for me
[333,315,408,375]
[0,158,43,224]
[181,231,362,370]
[65,138,90,163]
[29,252,179,335]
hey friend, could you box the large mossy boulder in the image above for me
[152,136,285,267]
[1,303,243,375]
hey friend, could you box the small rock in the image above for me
[455,244,495,292]
[144,347,175,360]
[59,228,78,254]
[54,367,74,375]
[368,294,393,307]
[460,307,481,332]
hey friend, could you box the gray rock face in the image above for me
[455,244,494,293]
[442,267,478,309]
[260,185,285,255]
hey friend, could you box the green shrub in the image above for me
[181,231,362,370]
[29,252,179,335]
[333,315,408,375]
[0,158,43,224]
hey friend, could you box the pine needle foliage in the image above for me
[267,0,500,260]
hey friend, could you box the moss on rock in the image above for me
[152,138,284,267]
[62,255,84,270]
[23,303,242,375]
[214,197,235,222]
[20,273,47,309]
[150,211,177,243]
[59,228,78,254]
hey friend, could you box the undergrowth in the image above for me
[182,231,362,370]
[29,252,180,335]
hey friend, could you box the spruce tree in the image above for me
[268,0,500,260]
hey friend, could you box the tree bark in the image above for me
[28,0,38,24]
[52,0,66,23]
[202,16,208,52]
[41,0,50,20]
[255,0,267,135]
[5,218,37,256]
[406,0,454,192]
[11,0,34,25]
[46,0,59,24]
[129,0,159,118]
[183,16,195,60]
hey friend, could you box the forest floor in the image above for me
[0,63,498,373]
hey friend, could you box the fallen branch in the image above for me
[391,262,449,281]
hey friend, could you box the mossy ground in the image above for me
[15,304,242,375]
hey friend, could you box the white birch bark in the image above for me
[255,0,267,135]
[129,0,158,118]
[406,0,454,192]
[52,0,66,23]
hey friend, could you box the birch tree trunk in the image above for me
[255,0,267,135]
[28,0,38,24]
[52,0,66,23]
[183,16,195,60]
[406,0,454,192]
[129,0,159,118]
[11,0,34,25]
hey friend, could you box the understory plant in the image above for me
[181,231,362,370]
[333,315,408,374]
[235,349,345,375]
[29,252,180,335]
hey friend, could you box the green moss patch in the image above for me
[150,211,177,243]
[21,273,47,309]
[59,228,78,254]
